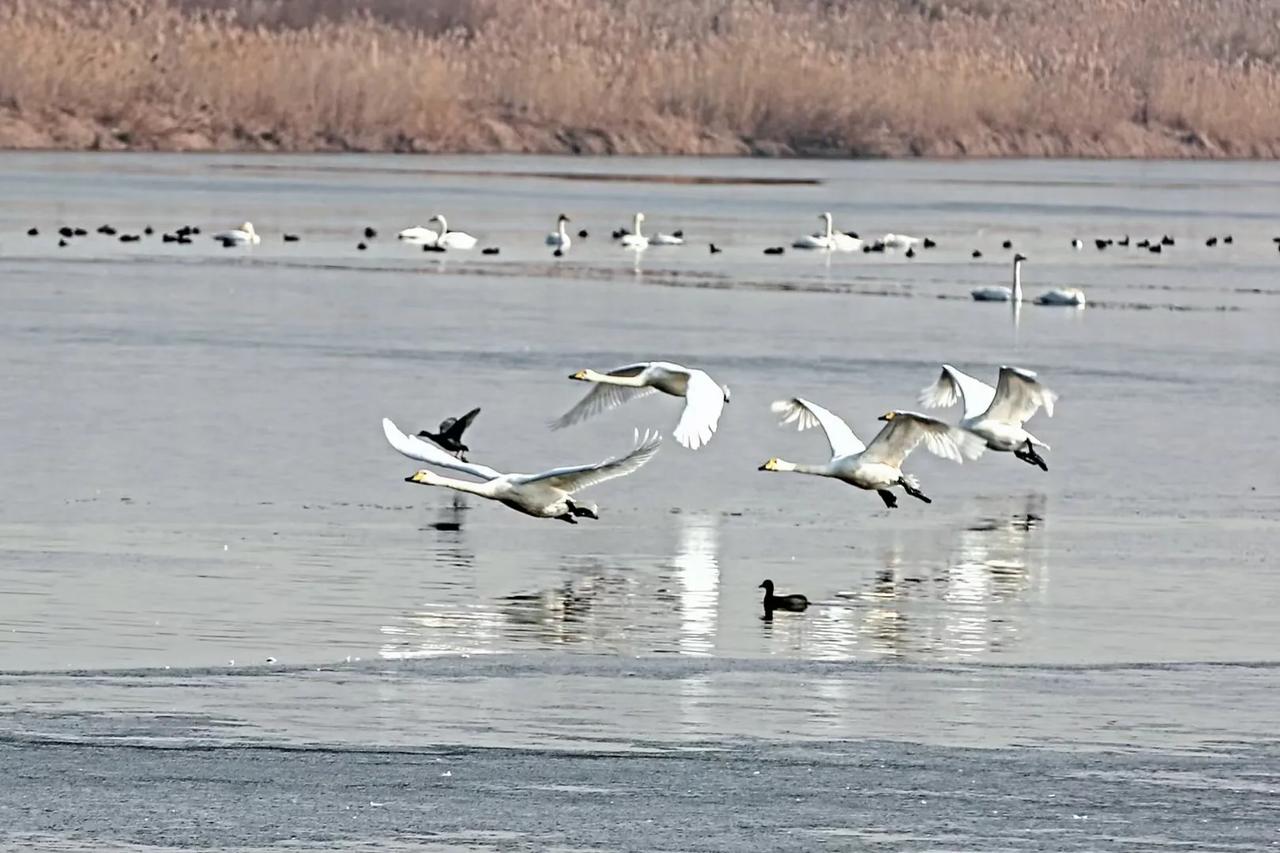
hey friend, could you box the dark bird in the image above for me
[417,408,481,460]
[922,237,936,248]
[1206,237,1218,247]
[759,579,808,614]
[97,225,117,236]
[58,226,74,238]
[176,235,193,245]
[905,247,916,258]
[143,226,154,235]
[119,234,140,242]
[58,238,68,248]
[482,247,500,255]
[162,233,177,243]
[1161,235,1174,246]
[283,233,300,242]
[72,228,87,236]
[1118,235,1130,247]
[1136,239,1150,248]
[972,249,983,258]
[1001,239,1013,249]
[357,242,367,250]
[218,237,238,248]
[611,228,626,240]
[1149,243,1163,254]
[554,248,564,257]
[671,229,684,239]
[1095,238,1109,250]
[364,226,377,239]
[1223,235,1234,244]
[26,227,38,237]
[709,243,722,254]
[423,244,447,253]
[868,241,887,253]
[577,229,589,239]
[763,246,785,255]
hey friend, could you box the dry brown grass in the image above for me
[2,0,1280,156]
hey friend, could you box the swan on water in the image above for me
[546,214,572,251]
[212,222,260,245]
[429,215,477,250]
[1035,287,1087,307]
[919,364,1057,471]
[551,361,730,451]
[881,233,921,250]
[650,229,685,246]
[397,225,437,245]
[759,399,983,508]
[620,213,649,250]
[416,407,481,461]
[793,213,861,251]
[384,418,660,523]
[971,253,1025,302]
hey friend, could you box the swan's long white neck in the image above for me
[632,213,645,238]
[558,219,569,239]
[770,459,832,476]
[582,369,646,387]
[822,213,833,240]
[433,215,449,238]
[415,472,497,498]
[1012,259,1024,302]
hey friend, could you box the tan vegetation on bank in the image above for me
[2,0,1280,157]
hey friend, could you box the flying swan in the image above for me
[551,361,730,450]
[793,213,861,251]
[213,222,260,245]
[918,364,1058,471]
[759,399,983,507]
[383,418,661,523]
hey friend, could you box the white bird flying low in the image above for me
[551,361,730,450]
[918,364,1058,471]
[383,418,661,523]
[759,399,983,508]
[212,222,260,245]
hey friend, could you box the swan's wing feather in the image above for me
[985,366,1057,425]
[382,418,502,480]
[672,370,725,450]
[919,365,996,420]
[549,364,658,430]
[861,412,985,467]
[770,398,865,458]
[519,430,662,492]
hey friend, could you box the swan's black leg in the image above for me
[1015,441,1049,472]
[557,513,578,524]
[899,479,932,503]
[877,489,899,509]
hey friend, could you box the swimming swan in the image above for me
[972,253,1025,302]
[429,215,477,250]
[383,418,661,523]
[881,233,922,250]
[546,214,572,250]
[760,399,983,508]
[551,361,730,451]
[213,222,260,245]
[1036,287,1087,307]
[398,225,438,245]
[918,364,1057,471]
[620,213,649,250]
[793,213,861,251]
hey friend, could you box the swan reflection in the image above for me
[672,513,720,656]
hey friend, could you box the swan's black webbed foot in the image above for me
[877,489,899,509]
[899,479,932,503]
[557,513,579,524]
[1015,441,1049,472]
[566,500,599,520]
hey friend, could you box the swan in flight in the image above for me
[793,213,861,251]
[760,399,982,507]
[1036,287,1087,307]
[551,361,730,450]
[972,253,1025,302]
[212,222,260,245]
[384,418,661,523]
[416,407,481,461]
[918,365,1058,471]
[428,215,477,250]
[620,213,649,250]
[546,214,572,251]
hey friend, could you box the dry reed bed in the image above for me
[2,0,1280,157]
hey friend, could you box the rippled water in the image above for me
[0,154,1277,850]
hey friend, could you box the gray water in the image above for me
[0,153,1277,851]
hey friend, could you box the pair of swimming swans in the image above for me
[972,254,1087,306]
[619,213,684,250]
[397,215,477,250]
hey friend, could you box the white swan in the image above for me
[650,230,685,246]
[620,213,649,250]
[1036,287,1087,307]
[760,399,983,508]
[429,215,477,250]
[383,418,660,523]
[213,222,260,245]
[972,253,1025,302]
[793,213,861,251]
[881,233,921,250]
[397,225,438,246]
[546,214,571,250]
[551,361,729,451]
[919,365,1057,471]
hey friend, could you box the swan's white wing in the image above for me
[382,418,503,480]
[985,366,1058,425]
[672,370,725,450]
[919,365,996,421]
[770,398,865,458]
[518,430,662,493]
[549,363,658,430]
[861,412,985,467]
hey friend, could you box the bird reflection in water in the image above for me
[672,512,720,656]
[421,495,473,571]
